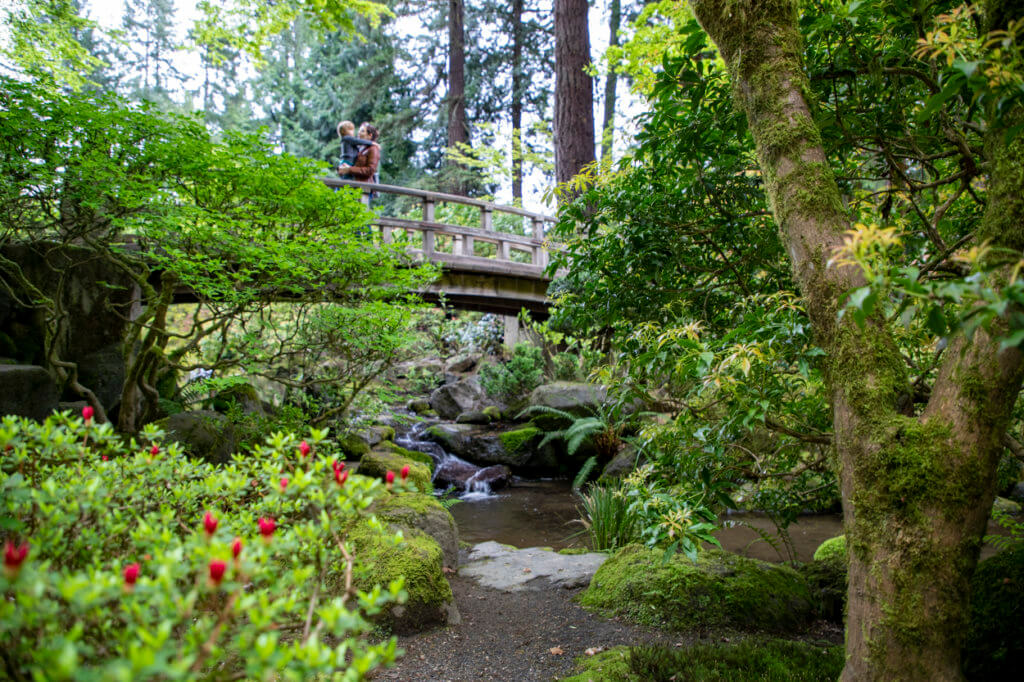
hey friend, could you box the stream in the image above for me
[395,419,1010,564]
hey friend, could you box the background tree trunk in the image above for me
[511,0,524,203]
[554,0,595,189]
[600,0,620,163]
[688,0,1024,679]
[446,0,470,194]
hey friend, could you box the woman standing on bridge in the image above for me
[337,122,380,184]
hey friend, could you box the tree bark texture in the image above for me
[554,0,595,187]
[688,0,1024,679]
[446,0,469,194]
[600,0,620,163]
[511,0,524,202]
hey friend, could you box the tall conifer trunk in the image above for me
[600,0,620,163]
[554,0,595,189]
[511,0,524,203]
[688,0,1024,678]
[446,0,469,194]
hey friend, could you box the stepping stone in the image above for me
[460,541,608,592]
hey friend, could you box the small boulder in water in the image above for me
[434,457,483,491]
[468,464,513,492]
[456,410,493,425]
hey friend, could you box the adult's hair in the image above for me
[360,123,379,142]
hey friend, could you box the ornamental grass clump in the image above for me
[0,411,407,680]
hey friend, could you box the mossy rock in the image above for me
[581,545,815,633]
[376,424,396,442]
[155,410,236,464]
[359,448,433,492]
[963,543,1024,680]
[376,441,435,473]
[482,405,502,421]
[562,639,844,682]
[338,432,372,459]
[812,535,846,562]
[798,556,847,623]
[408,399,431,414]
[208,382,264,415]
[499,426,542,454]
[348,522,455,634]
[372,492,459,568]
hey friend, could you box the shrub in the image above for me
[479,342,544,399]
[0,411,417,680]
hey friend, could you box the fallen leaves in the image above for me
[549,646,564,655]
[584,646,605,656]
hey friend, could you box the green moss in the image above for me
[375,425,396,442]
[373,491,449,521]
[580,545,814,633]
[482,405,502,421]
[557,547,599,555]
[812,535,846,562]
[348,522,453,633]
[561,639,844,682]
[338,433,371,459]
[963,544,1024,679]
[499,426,541,454]
[379,441,434,473]
[358,448,433,492]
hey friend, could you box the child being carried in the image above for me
[337,120,374,169]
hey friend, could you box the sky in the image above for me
[79,0,641,211]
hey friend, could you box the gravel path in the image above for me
[372,551,683,682]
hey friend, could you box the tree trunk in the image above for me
[554,0,595,189]
[600,0,620,163]
[511,0,524,203]
[446,0,470,194]
[687,0,1024,678]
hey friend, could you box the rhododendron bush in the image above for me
[0,411,410,680]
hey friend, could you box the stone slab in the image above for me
[460,541,608,592]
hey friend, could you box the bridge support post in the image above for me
[502,313,521,351]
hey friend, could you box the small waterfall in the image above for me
[396,419,498,498]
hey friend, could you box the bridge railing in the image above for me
[321,178,557,272]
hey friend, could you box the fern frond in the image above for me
[573,456,598,489]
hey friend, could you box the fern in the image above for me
[573,456,599,489]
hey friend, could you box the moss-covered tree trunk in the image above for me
[688,0,1024,678]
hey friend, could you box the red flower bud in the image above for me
[124,562,140,587]
[209,559,227,586]
[232,537,243,559]
[334,468,348,486]
[332,459,345,472]
[150,444,159,456]
[386,470,395,488]
[203,511,218,536]
[101,455,109,462]
[400,465,410,481]
[258,517,276,541]
[298,440,311,457]
[3,541,28,575]
[82,405,94,423]
[280,477,288,492]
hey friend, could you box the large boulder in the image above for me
[429,378,488,419]
[527,382,607,419]
[581,545,815,633]
[446,353,481,373]
[0,365,59,421]
[349,522,458,634]
[358,447,433,492]
[159,410,237,464]
[372,492,459,569]
[600,443,643,480]
[209,382,267,417]
[425,423,561,474]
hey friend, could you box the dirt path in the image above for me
[372,561,684,681]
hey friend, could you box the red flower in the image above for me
[101,455,109,462]
[334,468,348,486]
[82,405,94,423]
[258,517,276,541]
[150,444,159,456]
[3,541,28,575]
[298,440,311,457]
[385,470,395,488]
[209,559,228,586]
[231,537,243,559]
[124,562,140,587]
[332,460,345,473]
[400,465,410,482]
[203,511,218,537]
[279,477,288,492]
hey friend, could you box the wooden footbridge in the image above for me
[322,178,558,317]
